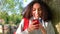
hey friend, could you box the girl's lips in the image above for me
[34,14,38,19]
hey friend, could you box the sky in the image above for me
[8,0,33,15]
[23,0,32,7]
[0,0,33,15]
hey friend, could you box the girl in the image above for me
[16,0,55,34]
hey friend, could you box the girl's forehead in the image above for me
[33,3,41,8]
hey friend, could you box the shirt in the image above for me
[16,18,55,34]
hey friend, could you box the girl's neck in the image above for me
[33,17,41,19]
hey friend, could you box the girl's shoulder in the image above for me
[44,21,52,27]
[45,21,52,24]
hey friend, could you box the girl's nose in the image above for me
[36,10,38,14]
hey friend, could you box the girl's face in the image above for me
[32,3,42,19]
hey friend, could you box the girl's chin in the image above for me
[33,15,39,19]
[35,17,39,19]
[34,16,39,19]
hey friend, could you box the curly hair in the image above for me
[22,0,52,21]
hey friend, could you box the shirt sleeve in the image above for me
[16,19,29,34]
[46,21,55,34]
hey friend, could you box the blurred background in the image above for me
[0,0,60,34]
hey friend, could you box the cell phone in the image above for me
[32,19,39,25]
[32,19,39,29]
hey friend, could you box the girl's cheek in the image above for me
[32,11,35,17]
[32,11,35,14]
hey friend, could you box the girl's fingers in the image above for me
[39,24,44,29]
[31,21,37,25]
[32,24,39,29]
[34,24,39,27]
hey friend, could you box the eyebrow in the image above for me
[32,7,41,10]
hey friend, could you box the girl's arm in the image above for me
[39,23,47,34]
[16,19,29,34]
[46,21,55,34]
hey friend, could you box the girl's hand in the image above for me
[39,23,47,34]
[27,21,39,32]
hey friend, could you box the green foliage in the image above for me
[0,0,23,25]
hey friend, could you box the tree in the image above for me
[0,0,23,24]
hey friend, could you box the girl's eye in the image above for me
[38,9,41,11]
[32,8,41,11]
[33,9,36,11]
